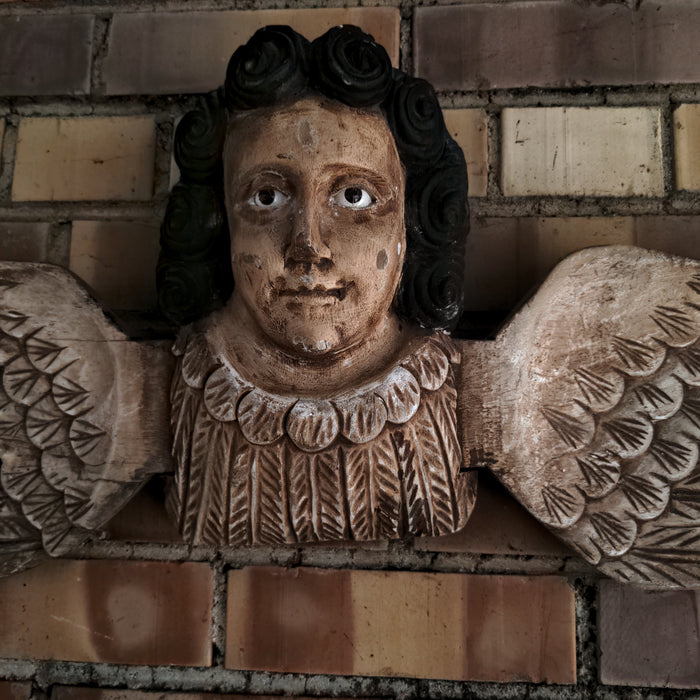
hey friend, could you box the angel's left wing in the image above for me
[461,245,700,588]
[0,263,173,575]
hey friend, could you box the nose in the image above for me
[284,206,332,269]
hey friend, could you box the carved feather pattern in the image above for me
[227,435,254,545]
[366,433,400,539]
[391,428,427,536]
[167,368,199,531]
[512,255,700,587]
[197,422,234,543]
[0,289,114,564]
[169,330,466,545]
[403,394,458,536]
[313,448,346,541]
[179,401,218,543]
[254,441,286,545]
[343,440,374,539]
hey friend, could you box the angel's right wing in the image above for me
[0,263,173,575]
[461,245,700,588]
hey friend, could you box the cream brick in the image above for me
[12,117,156,201]
[502,107,663,197]
[675,103,700,191]
[69,220,160,310]
[444,109,488,197]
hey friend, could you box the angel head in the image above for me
[157,25,469,360]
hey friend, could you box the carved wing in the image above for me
[463,246,700,588]
[0,263,172,575]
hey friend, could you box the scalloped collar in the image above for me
[173,328,458,453]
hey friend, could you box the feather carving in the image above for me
[487,247,700,587]
[0,263,171,574]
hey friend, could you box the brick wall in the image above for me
[0,1,699,698]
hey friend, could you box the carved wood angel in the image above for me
[2,25,700,588]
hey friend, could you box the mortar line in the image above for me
[0,117,18,205]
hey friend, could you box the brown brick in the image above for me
[0,15,92,96]
[444,109,487,198]
[105,486,183,543]
[12,117,156,202]
[675,103,700,191]
[415,1,700,92]
[103,9,399,95]
[634,215,700,259]
[464,217,636,311]
[0,682,31,700]
[599,581,700,688]
[502,107,663,197]
[69,220,160,310]
[416,474,571,556]
[0,560,213,666]
[464,216,700,313]
[0,222,55,262]
[227,567,576,683]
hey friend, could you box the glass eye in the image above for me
[249,188,288,208]
[332,186,374,210]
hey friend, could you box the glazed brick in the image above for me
[599,581,700,687]
[464,216,636,311]
[69,220,160,310]
[105,487,183,543]
[463,216,700,312]
[444,109,487,198]
[103,8,399,95]
[501,107,663,197]
[0,15,92,95]
[227,567,576,683]
[12,117,156,202]
[0,559,213,666]
[0,222,55,262]
[416,474,571,555]
[415,1,700,91]
[675,104,700,191]
[0,682,31,700]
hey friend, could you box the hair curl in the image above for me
[158,25,469,330]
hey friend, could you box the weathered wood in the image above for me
[0,263,173,575]
[463,246,700,588]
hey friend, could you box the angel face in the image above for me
[223,98,406,357]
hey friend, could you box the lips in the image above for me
[277,282,354,302]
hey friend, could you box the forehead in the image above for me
[224,97,402,180]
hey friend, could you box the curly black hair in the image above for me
[158,25,469,330]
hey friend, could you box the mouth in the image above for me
[278,282,353,302]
